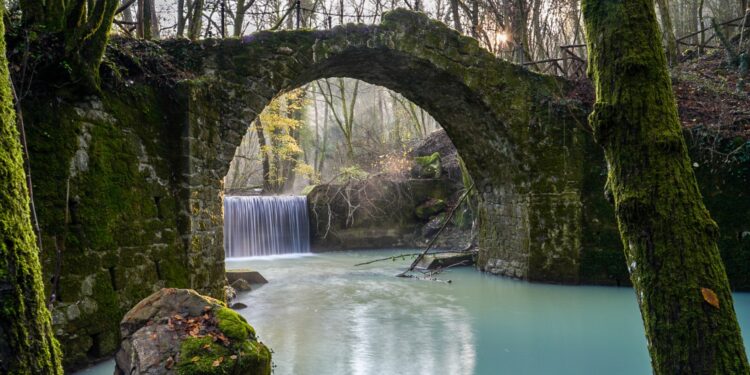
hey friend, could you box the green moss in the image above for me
[584,0,749,371]
[176,310,271,375]
[0,3,64,373]
[414,152,441,179]
[216,307,255,342]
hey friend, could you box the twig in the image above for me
[397,182,474,277]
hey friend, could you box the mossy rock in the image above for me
[413,152,441,179]
[114,288,271,375]
[176,334,271,375]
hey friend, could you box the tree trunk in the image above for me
[450,0,462,33]
[188,0,204,40]
[177,0,186,37]
[255,118,272,192]
[137,0,152,39]
[149,0,160,39]
[583,0,750,373]
[0,4,64,373]
[234,0,247,36]
[656,0,679,64]
[20,0,119,90]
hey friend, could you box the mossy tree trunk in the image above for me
[0,5,64,374]
[583,0,750,373]
[19,0,118,90]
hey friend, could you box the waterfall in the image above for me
[224,195,311,257]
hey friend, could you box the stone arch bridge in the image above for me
[35,9,749,368]
[166,9,590,294]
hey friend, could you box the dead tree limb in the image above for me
[397,182,474,277]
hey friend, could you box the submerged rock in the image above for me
[114,288,271,375]
[231,279,252,292]
[230,302,248,310]
[227,269,268,285]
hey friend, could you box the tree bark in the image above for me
[20,0,119,90]
[583,0,750,373]
[187,0,204,40]
[177,0,186,36]
[656,0,679,64]
[450,0,462,33]
[254,118,272,192]
[0,4,64,373]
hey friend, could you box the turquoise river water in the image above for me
[77,249,750,375]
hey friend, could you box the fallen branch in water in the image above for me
[397,182,474,277]
[353,249,474,267]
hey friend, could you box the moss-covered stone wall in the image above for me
[25,84,198,369]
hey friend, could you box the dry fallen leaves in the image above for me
[701,287,720,309]
[212,356,224,367]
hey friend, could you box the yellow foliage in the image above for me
[257,88,317,187]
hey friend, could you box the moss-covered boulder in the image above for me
[413,152,442,179]
[114,288,271,375]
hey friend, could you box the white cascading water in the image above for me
[223,195,311,257]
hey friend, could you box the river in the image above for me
[76,249,750,374]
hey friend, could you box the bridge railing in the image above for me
[523,13,749,79]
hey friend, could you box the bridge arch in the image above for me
[168,10,587,294]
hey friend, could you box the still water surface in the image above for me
[76,249,750,375]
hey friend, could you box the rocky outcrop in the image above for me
[114,288,271,375]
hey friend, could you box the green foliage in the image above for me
[258,88,317,190]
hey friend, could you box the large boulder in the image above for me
[114,288,271,375]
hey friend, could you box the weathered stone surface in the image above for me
[114,288,271,375]
[227,270,268,285]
